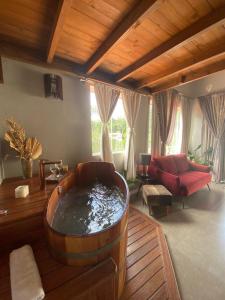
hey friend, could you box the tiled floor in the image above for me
[132,183,225,300]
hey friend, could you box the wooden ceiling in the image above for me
[1,0,225,94]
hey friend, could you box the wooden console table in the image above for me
[0,176,56,253]
[0,176,117,300]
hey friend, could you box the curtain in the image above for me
[201,117,216,164]
[181,96,193,154]
[94,82,120,163]
[199,92,225,182]
[154,89,178,155]
[151,98,161,156]
[122,90,141,180]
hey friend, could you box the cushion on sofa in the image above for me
[179,171,211,196]
[174,154,190,173]
[154,155,177,175]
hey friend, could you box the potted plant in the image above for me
[188,144,214,169]
[4,118,42,178]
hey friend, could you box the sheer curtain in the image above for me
[151,98,161,156]
[181,95,193,154]
[201,117,216,164]
[199,92,225,182]
[94,82,120,163]
[122,90,141,180]
[154,89,178,155]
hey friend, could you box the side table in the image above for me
[136,174,157,199]
[142,184,172,217]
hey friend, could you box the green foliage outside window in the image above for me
[91,120,101,154]
[90,90,127,155]
[91,118,127,154]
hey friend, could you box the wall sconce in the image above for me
[44,74,63,100]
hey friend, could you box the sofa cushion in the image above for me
[179,171,211,196]
[154,155,177,175]
[174,154,190,173]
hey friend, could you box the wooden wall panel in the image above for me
[56,0,137,62]
[100,0,223,74]
[132,23,225,85]
[1,0,225,91]
[47,0,72,63]
[0,0,58,50]
[150,51,225,92]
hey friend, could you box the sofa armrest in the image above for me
[189,161,210,173]
[158,170,180,195]
[148,161,159,179]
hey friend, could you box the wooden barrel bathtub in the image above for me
[45,162,129,299]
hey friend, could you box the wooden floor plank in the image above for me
[148,283,168,300]
[126,247,161,281]
[127,229,157,256]
[127,238,159,268]
[128,221,149,237]
[128,217,144,229]
[127,224,155,246]
[128,269,165,300]
[123,257,164,299]
[128,214,142,224]
[0,206,180,300]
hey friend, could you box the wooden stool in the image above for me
[142,185,172,217]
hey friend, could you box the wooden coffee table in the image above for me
[142,184,172,217]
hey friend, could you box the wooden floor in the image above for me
[123,207,180,300]
[0,207,180,300]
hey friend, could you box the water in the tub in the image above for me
[51,183,126,235]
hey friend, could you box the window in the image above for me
[90,87,127,155]
[147,100,153,153]
[166,105,183,155]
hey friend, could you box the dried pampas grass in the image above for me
[4,118,42,160]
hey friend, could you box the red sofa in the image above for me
[148,154,211,196]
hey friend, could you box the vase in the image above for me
[21,159,33,179]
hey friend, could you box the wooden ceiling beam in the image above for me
[47,0,72,63]
[0,57,3,84]
[116,5,225,82]
[137,44,225,88]
[0,40,151,96]
[150,58,225,94]
[85,0,159,74]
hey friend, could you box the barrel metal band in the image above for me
[50,223,128,260]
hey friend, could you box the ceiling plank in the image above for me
[116,5,225,82]
[137,44,225,88]
[85,0,159,74]
[0,57,3,84]
[150,58,225,93]
[47,0,72,63]
[0,40,151,96]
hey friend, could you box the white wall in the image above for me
[176,69,225,98]
[0,58,149,179]
[0,58,92,178]
[176,69,225,152]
